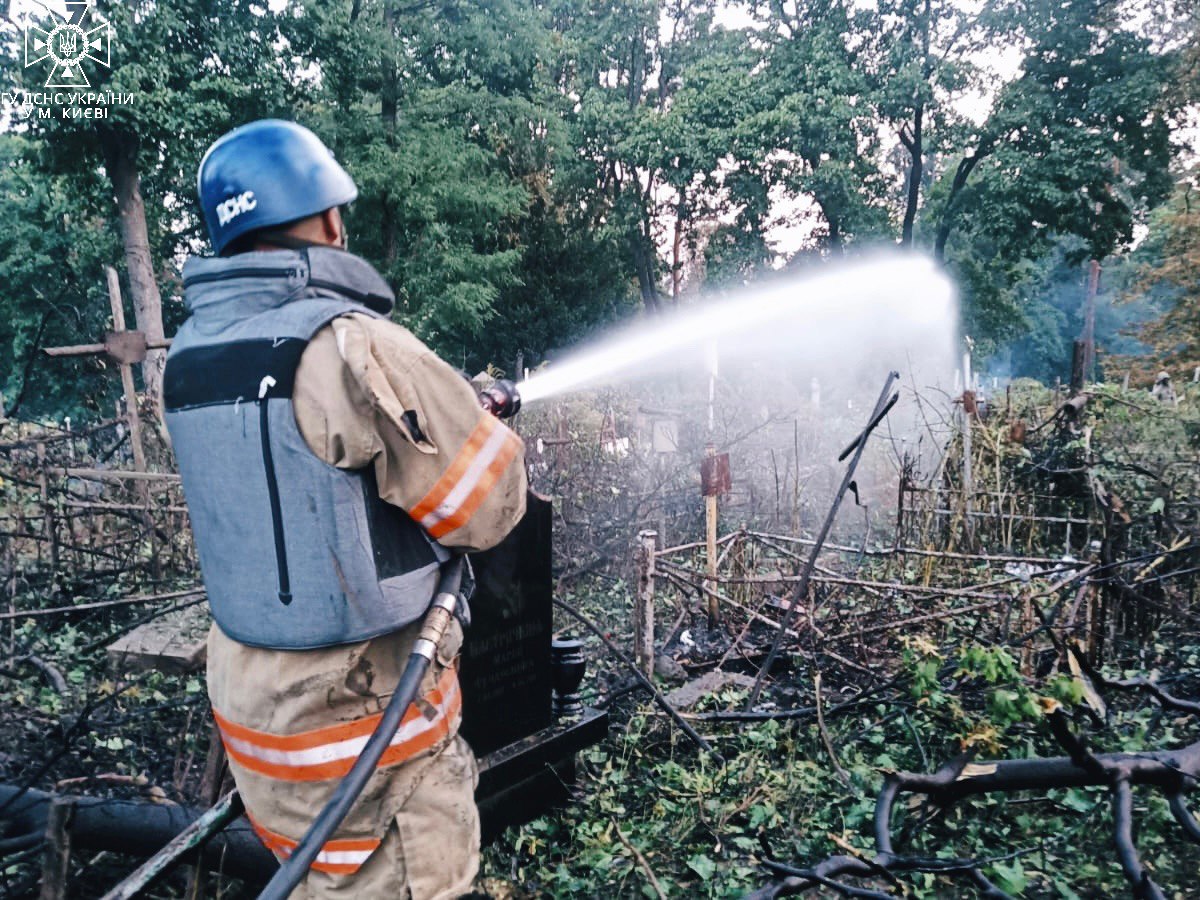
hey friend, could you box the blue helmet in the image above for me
[197,119,357,255]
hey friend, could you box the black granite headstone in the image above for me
[460,492,553,756]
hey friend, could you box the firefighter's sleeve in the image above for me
[293,313,526,552]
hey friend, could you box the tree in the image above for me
[977,233,1160,382]
[285,0,551,365]
[1123,171,1200,374]
[910,0,1183,372]
[550,0,662,309]
[864,0,987,248]
[742,0,891,253]
[0,0,1191,414]
[0,0,293,407]
[0,134,120,420]
[930,0,1179,264]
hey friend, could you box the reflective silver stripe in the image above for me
[277,846,375,866]
[315,848,372,865]
[221,678,460,770]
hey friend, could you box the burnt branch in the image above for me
[1112,779,1167,900]
[1070,650,1200,717]
[1044,705,1108,779]
[551,597,722,762]
[1166,792,1200,844]
[755,735,1200,897]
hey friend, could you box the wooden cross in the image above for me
[42,266,172,476]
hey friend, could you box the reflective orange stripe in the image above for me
[426,431,521,539]
[215,665,458,751]
[410,414,521,538]
[248,813,380,875]
[215,666,460,783]
[410,415,498,522]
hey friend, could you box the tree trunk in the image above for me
[97,127,166,410]
[808,159,844,254]
[671,211,683,303]
[0,784,275,885]
[631,230,660,312]
[381,0,399,267]
[6,309,52,417]
[933,141,992,261]
[900,0,933,250]
[1081,258,1100,381]
[827,213,844,254]
[900,104,923,248]
[631,175,660,311]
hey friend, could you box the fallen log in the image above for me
[102,790,246,900]
[0,784,276,885]
[881,737,1200,801]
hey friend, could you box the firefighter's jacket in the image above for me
[165,247,526,889]
[166,248,524,647]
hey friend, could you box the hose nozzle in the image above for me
[479,379,522,419]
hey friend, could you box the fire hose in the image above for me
[257,553,465,899]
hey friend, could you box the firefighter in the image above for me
[164,119,527,898]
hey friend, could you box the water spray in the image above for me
[513,253,959,408]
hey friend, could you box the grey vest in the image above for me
[164,248,448,650]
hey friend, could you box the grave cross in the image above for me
[41,266,171,476]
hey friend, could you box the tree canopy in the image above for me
[0,0,1193,419]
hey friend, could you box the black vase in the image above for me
[551,638,585,721]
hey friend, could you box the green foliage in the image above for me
[743,0,892,249]
[493,387,1200,896]
[967,234,1163,379]
[0,0,644,413]
[0,0,1192,419]
[486,713,817,898]
[1120,169,1200,375]
[482,630,1199,897]
[947,8,1176,259]
[0,134,121,419]
[930,0,1183,365]
[0,0,294,415]
[291,0,546,362]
